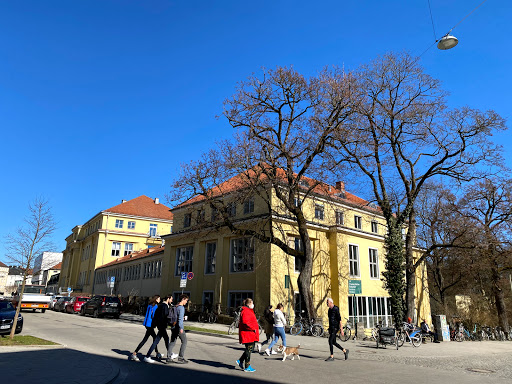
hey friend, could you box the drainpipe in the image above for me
[102,213,109,266]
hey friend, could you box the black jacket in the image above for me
[328,305,342,331]
[152,302,169,329]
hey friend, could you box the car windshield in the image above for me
[0,302,14,311]
[76,298,88,302]
[106,297,120,303]
[23,286,45,294]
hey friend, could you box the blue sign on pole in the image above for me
[110,276,115,283]
[67,287,72,292]
[181,272,187,280]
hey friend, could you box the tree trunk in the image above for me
[405,212,417,321]
[296,221,316,319]
[10,273,27,339]
[491,268,510,336]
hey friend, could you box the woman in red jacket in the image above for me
[236,298,259,372]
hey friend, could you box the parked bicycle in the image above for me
[337,318,353,342]
[227,307,263,335]
[198,309,218,323]
[397,322,423,347]
[289,311,324,337]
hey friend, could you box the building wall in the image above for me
[0,266,9,295]
[59,212,172,294]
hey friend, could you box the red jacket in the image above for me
[238,306,259,344]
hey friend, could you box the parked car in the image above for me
[50,295,65,310]
[80,295,122,318]
[0,301,23,334]
[54,297,72,312]
[65,297,89,314]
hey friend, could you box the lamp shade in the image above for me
[437,35,458,50]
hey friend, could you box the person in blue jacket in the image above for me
[129,295,161,361]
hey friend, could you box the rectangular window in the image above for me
[230,237,254,272]
[293,292,304,315]
[335,210,344,225]
[211,207,218,221]
[348,296,392,328]
[175,246,193,276]
[371,221,378,234]
[354,215,362,229]
[196,209,205,224]
[369,248,379,279]
[349,244,360,277]
[115,219,123,229]
[128,221,135,229]
[184,213,192,228]
[111,242,121,257]
[203,291,214,309]
[314,204,324,220]
[227,202,236,217]
[293,197,302,207]
[124,243,133,256]
[228,291,253,311]
[243,198,254,214]
[173,291,191,304]
[205,242,216,274]
[293,237,304,273]
[149,223,158,237]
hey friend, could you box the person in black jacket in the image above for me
[144,296,172,363]
[325,298,348,361]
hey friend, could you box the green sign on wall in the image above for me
[285,275,290,289]
[348,280,362,294]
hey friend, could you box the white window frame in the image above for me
[124,243,133,256]
[369,248,379,279]
[175,246,194,276]
[335,210,344,225]
[348,243,360,278]
[243,198,255,214]
[115,219,123,229]
[205,242,217,275]
[371,221,378,234]
[128,221,135,229]
[314,204,324,220]
[230,237,255,273]
[149,223,158,237]
[111,242,121,257]
[354,215,362,230]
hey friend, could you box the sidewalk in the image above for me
[0,346,120,384]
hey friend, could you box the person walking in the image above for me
[257,305,274,353]
[143,295,172,363]
[236,298,259,372]
[167,294,189,364]
[129,295,162,361]
[265,303,286,356]
[325,298,348,361]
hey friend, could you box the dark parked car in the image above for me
[80,295,122,318]
[65,296,89,314]
[0,301,23,334]
[54,297,72,312]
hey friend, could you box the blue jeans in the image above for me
[268,327,286,349]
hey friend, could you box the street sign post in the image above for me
[180,272,187,292]
[348,280,362,338]
[109,276,115,295]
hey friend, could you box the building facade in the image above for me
[32,252,63,285]
[58,196,173,294]
[161,172,431,329]
[92,246,164,297]
[0,262,8,295]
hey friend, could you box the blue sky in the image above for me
[1,0,510,262]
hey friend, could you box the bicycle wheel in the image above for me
[338,326,351,342]
[290,323,303,336]
[228,322,237,335]
[397,332,405,347]
[412,333,423,347]
[395,335,399,349]
[311,324,324,337]
[209,313,218,323]
[198,313,205,322]
[455,332,464,342]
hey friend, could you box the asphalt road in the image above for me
[22,310,512,384]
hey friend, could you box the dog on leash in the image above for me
[277,344,300,361]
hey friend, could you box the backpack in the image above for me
[264,307,274,324]
[167,304,178,326]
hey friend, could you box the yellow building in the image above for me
[59,196,173,294]
[161,172,431,329]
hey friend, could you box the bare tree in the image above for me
[170,66,356,318]
[332,52,506,323]
[4,198,56,339]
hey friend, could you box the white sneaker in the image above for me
[264,349,270,356]
[257,344,261,353]
[171,353,179,360]
[143,357,155,364]
[129,353,140,362]
[271,350,277,355]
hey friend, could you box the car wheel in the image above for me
[15,324,23,334]
[80,308,85,316]
[42,309,46,313]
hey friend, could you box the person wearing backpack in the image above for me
[143,295,172,363]
[257,305,274,353]
[129,295,162,362]
[166,294,189,364]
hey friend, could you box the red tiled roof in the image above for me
[0,261,7,268]
[97,246,165,269]
[49,262,62,270]
[178,165,378,212]
[104,196,173,220]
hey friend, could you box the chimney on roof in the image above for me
[122,200,127,203]
[335,181,345,191]
[155,197,160,204]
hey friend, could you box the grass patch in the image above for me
[0,335,58,346]
[184,325,230,335]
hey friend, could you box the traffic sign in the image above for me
[67,287,72,292]
[180,279,187,288]
[181,272,187,280]
[348,280,362,294]
[187,272,194,280]
[110,276,115,283]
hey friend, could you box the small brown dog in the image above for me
[277,344,300,361]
